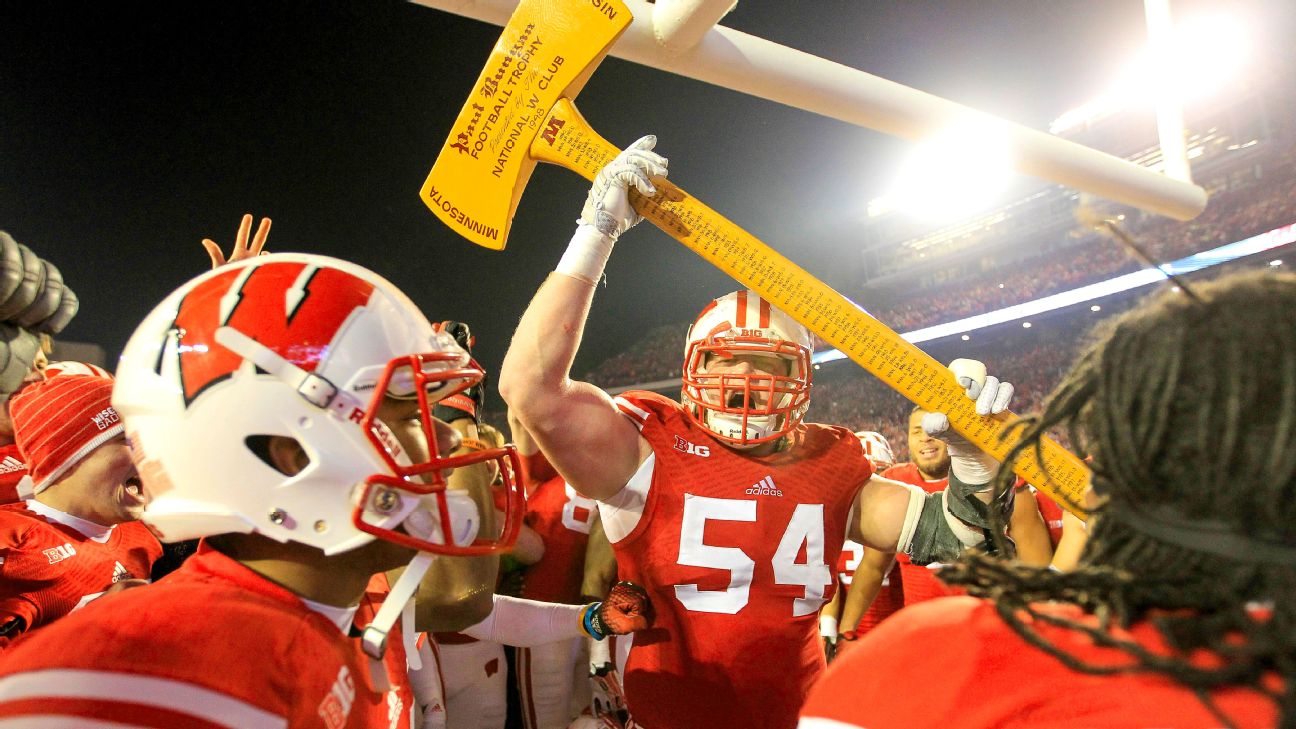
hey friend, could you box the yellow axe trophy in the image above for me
[421,0,1091,514]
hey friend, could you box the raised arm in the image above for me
[499,137,668,501]
[851,360,1015,563]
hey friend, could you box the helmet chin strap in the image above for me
[359,494,481,684]
[361,552,435,690]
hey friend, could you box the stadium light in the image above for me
[1271,259,1283,267]
[1091,304,1102,312]
[1050,13,1250,135]
[1022,322,1032,328]
[885,119,1013,221]
[961,334,970,341]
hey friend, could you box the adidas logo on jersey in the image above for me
[0,456,23,474]
[43,543,77,564]
[112,561,131,583]
[673,435,710,457]
[745,475,782,497]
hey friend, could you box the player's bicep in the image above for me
[850,476,919,551]
[518,381,649,501]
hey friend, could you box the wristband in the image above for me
[581,602,606,641]
[819,614,838,640]
[555,223,615,286]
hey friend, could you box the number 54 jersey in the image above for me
[607,392,871,729]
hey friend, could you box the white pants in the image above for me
[517,637,590,729]
[438,639,508,729]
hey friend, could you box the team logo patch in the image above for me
[744,475,782,497]
[166,262,375,407]
[43,543,77,564]
[672,436,710,458]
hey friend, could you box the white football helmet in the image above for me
[45,361,111,379]
[855,430,896,472]
[681,290,813,448]
[113,253,523,557]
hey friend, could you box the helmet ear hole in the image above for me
[245,435,310,477]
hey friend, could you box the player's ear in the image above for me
[261,435,310,476]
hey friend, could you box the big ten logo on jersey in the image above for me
[318,665,357,729]
[168,262,375,407]
[42,543,76,564]
[672,435,710,458]
[561,484,598,534]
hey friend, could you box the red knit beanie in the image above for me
[11,374,122,493]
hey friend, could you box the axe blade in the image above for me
[421,0,633,250]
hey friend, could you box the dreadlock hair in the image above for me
[939,269,1296,728]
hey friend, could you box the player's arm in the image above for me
[851,361,1014,564]
[839,548,894,632]
[1050,510,1088,572]
[1007,485,1053,566]
[462,583,652,646]
[580,515,618,602]
[508,522,545,566]
[499,137,667,501]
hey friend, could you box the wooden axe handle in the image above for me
[531,98,1091,515]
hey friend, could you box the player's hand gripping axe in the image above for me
[421,0,1091,514]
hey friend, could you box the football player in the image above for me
[499,136,1016,729]
[0,254,524,727]
[508,412,603,729]
[801,270,1292,728]
[825,432,903,661]
[0,372,159,645]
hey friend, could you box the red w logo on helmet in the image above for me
[169,262,375,406]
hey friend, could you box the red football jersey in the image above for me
[800,596,1278,728]
[0,445,31,505]
[0,541,413,728]
[520,475,597,604]
[609,392,871,729]
[835,538,903,635]
[1033,487,1066,548]
[881,463,960,605]
[0,500,160,637]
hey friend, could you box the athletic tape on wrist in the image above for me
[556,223,615,285]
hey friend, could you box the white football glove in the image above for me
[557,135,668,285]
[580,135,668,239]
[921,358,1013,486]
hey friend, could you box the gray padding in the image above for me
[0,234,24,304]
[946,471,1015,530]
[40,287,78,335]
[906,493,975,566]
[15,260,62,329]
[0,324,41,396]
[0,245,41,321]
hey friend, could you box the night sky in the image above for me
[3,0,1290,391]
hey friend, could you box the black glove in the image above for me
[434,320,486,425]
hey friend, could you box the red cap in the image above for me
[11,375,122,493]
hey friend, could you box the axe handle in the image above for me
[531,98,1090,516]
